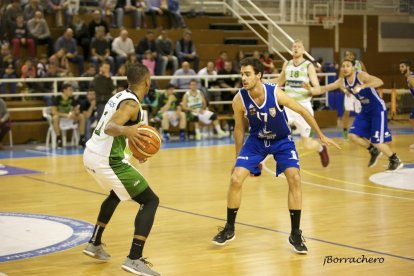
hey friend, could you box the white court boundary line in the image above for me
[262,156,414,201]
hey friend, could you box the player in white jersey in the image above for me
[277,39,330,167]
[342,50,365,139]
[82,64,161,276]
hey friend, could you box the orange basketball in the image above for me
[128,125,161,159]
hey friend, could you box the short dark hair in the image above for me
[400,60,411,68]
[62,83,72,91]
[127,64,149,85]
[166,84,175,89]
[342,59,355,67]
[240,57,264,78]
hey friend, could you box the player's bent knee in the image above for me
[230,174,243,189]
[287,173,301,188]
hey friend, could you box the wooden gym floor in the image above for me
[0,131,414,276]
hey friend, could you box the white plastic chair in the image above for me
[43,107,79,148]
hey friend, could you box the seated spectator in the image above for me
[49,48,69,76]
[21,59,36,79]
[27,11,54,56]
[115,0,145,29]
[181,79,227,140]
[146,0,168,29]
[156,29,178,75]
[69,14,90,60]
[51,83,85,147]
[91,61,115,118]
[158,84,186,141]
[198,61,219,104]
[112,29,135,70]
[79,64,96,92]
[43,63,59,104]
[47,0,64,27]
[63,0,79,27]
[54,28,84,75]
[260,50,275,74]
[136,30,161,75]
[0,98,11,150]
[4,0,23,37]
[0,62,17,95]
[175,29,199,71]
[115,63,128,90]
[36,54,49,78]
[233,49,245,72]
[0,43,15,76]
[252,50,261,59]
[218,60,241,113]
[10,15,36,59]
[90,26,115,74]
[124,52,139,70]
[23,0,44,22]
[80,88,98,140]
[215,51,228,72]
[142,50,155,76]
[169,61,197,100]
[99,0,116,27]
[167,0,186,28]
[88,10,111,41]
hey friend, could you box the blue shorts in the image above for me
[410,107,414,119]
[349,109,392,144]
[235,136,300,176]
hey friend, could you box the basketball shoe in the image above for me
[319,145,329,167]
[288,229,308,254]
[368,147,382,168]
[83,243,111,261]
[212,223,235,245]
[386,154,403,172]
[122,257,160,276]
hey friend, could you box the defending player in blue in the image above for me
[212,57,340,254]
[308,59,403,171]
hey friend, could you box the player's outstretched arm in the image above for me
[232,93,247,158]
[355,71,383,91]
[305,78,342,96]
[276,89,341,149]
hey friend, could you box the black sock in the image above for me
[343,128,348,132]
[289,209,301,234]
[89,225,105,245]
[128,238,145,260]
[389,153,397,160]
[367,144,374,151]
[227,208,238,228]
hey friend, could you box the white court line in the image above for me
[262,156,414,201]
[25,150,58,156]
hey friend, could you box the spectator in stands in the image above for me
[142,49,155,76]
[156,29,178,75]
[136,30,162,75]
[233,49,245,72]
[69,14,90,60]
[0,62,17,95]
[215,51,228,72]
[79,64,96,92]
[4,0,23,38]
[125,52,139,69]
[47,0,64,27]
[145,0,168,29]
[51,83,85,147]
[54,28,84,75]
[175,29,200,71]
[23,0,44,21]
[36,54,49,78]
[115,63,128,90]
[198,60,219,104]
[0,43,14,75]
[112,29,135,70]
[170,61,197,98]
[63,0,79,27]
[99,0,116,27]
[0,98,11,150]
[90,26,115,74]
[91,61,115,119]
[115,0,145,29]
[43,62,60,101]
[158,84,186,141]
[260,50,275,74]
[88,9,110,41]
[167,0,186,28]
[218,60,241,113]
[49,48,69,76]
[21,58,36,79]
[182,79,227,140]
[80,88,98,140]
[10,15,36,59]
[252,50,261,59]
[27,11,54,56]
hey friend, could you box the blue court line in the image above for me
[23,175,414,263]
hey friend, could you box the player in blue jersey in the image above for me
[399,60,414,149]
[309,59,403,171]
[212,57,339,254]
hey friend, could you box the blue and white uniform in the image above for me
[407,72,414,119]
[345,72,392,144]
[235,83,300,176]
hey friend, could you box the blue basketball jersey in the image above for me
[239,83,291,140]
[343,72,386,112]
[408,72,414,98]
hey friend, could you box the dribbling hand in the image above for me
[320,135,341,150]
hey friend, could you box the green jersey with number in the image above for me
[284,59,312,103]
[86,89,143,158]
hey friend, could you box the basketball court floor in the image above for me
[0,125,413,275]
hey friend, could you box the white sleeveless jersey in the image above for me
[86,89,143,158]
[185,90,203,113]
[284,59,312,103]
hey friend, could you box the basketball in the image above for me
[128,125,161,159]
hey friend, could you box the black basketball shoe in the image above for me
[368,147,382,168]
[288,229,308,254]
[386,155,403,172]
[212,223,235,245]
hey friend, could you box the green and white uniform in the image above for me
[185,90,215,124]
[283,59,314,137]
[83,89,148,201]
